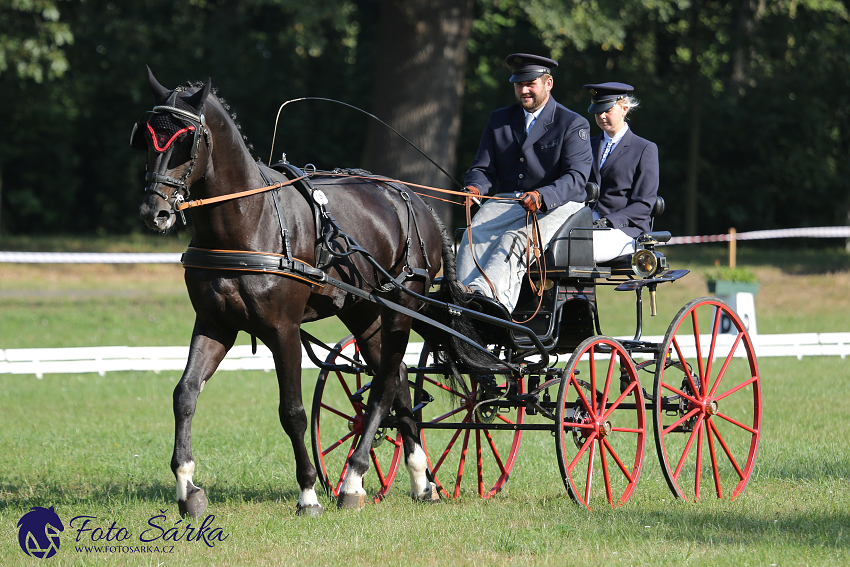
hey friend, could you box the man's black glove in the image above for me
[593,217,611,228]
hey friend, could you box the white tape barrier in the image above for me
[668,226,850,245]
[2,335,848,378]
[0,252,183,263]
[1,226,849,264]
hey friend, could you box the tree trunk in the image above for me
[685,61,701,237]
[362,0,474,226]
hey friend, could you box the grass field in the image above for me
[1,236,849,565]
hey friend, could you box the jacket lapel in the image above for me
[601,128,632,171]
[521,96,556,153]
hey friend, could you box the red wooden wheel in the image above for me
[413,345,524,499]
[652,298,761,501]
[310,335,403,503]
[555,336,646,509]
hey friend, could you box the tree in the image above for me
[361,0,474,224]
[0,0,72,82]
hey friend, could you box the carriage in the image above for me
[308,188,761,509]
[132,69,761,516]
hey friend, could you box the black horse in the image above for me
[133,68,466,516]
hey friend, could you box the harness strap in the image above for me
[175,177,305,210]
[181,247,325,287]
[257,166,294,262]
[272,162,333,269]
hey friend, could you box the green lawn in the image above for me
[1,238,848,565]
[1,357,848,566]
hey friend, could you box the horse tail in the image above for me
[419,209,498,382]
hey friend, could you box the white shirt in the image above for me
[523,107,544,133]
[600,123,630,166]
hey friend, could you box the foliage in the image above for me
[1,0,849,238]
[0,0,73,82]
[704,264,759,284]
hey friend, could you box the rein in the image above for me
[174,175,306,211]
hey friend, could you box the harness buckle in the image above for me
[174,194,187,225]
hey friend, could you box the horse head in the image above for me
[132,67,212,232]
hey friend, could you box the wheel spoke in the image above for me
[695,417,704,501]
[602,437,635,483]
[568,431,598,473]
[431,424,464,475]
[705,420,723,498]
[673,415,704,479]
[454,429,471,498]
[708,331,744,398]
[589,344,597,414]
[661,407,700,437]
[322,429,357,457]
[660,375,701,406]
[569,373,596,415]
[600,350,617,416]
[599,440,613,506]
[714,375,758,403]
[602,380,638,421]
[708,418,746,480]
[690,309,706,395]
[370,450,387,486]
[584,438,597,505]
[476,430,484,497]
[319,402,355,422]
[483,429,508,475]
[672,336,702,399]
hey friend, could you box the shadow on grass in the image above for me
[0,480,304,513]
[615,507,850,548]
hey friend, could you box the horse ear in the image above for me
[185,78,212,112]
[146,65,170,101]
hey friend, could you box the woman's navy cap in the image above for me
[506,53,558,83]
[583,82,634,113]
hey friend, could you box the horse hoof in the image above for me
[295,503,324,517]
[178,488,208,518]
[413,482,440,504]
[336,492,366,510]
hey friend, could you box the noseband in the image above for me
[134,88,212,224]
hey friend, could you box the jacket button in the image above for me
[518,174,524,179]
[519,157,524,162]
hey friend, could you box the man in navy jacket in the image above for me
[458,53,592,313]
[584,82,659,262]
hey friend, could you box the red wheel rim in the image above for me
[653,298,761,501]
[311,335,403,503]
[414,346,524,499]
[555,336,646,509]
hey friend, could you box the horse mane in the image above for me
[183,80,254,153]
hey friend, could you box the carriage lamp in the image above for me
[631,249,665,278]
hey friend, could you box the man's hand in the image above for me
[464,185,481,205]
[519,191,542,213]
[593,217,611,228]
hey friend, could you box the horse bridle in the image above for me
[132,88,212,224]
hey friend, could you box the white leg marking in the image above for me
[340,469,366,495]
[407,445,431,498]
[175,461,196,501]
[298,487,320,508]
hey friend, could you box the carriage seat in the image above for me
[595,196,668,272]
[546,195,666,276]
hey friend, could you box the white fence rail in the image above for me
[2,334,847,378]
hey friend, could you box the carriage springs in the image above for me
[68,511,229,549]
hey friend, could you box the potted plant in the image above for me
[705,265,760,296]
